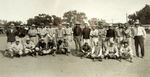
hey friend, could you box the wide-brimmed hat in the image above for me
[134,20,140,25]
[62,22,69,25]
[16,39,21,42]
[26,38,30,41]
[10,23,15,26]
[31,24,36,27]
[75,21,81,25]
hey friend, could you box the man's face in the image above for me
[124,43,128,48]
[16,41,20,45]
[85,43,88,46]
[135,24,139,28]
[76,24,80,27]
[110,43,114,47]
[26,40,30,44]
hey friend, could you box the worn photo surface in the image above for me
[0,0,150,77]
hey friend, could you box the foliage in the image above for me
[88,18,109,27]
[128,4,150,24]
[27,14,62,27]
[63,10,87,27]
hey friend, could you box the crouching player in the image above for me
[47,38,57,56]
[23,38,36,56]
[81,42,92,59]
[57,39,70,56]
[35,38,47,56]
[91,42,103,62]
[7,39,23,58]
[120,41,133,62]
[104,41,120,61]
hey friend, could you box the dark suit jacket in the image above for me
[82,27,91,39]
[73,26,82,36]
[6,28,17,42]
[106,29,116,38]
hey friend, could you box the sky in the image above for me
[0,0,149,23]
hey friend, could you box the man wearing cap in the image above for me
[6,23,17,51]
[9,39,23,57]
[106,25,116,46]
[104,40,119,59]
[63,22,73,52]
[115,25,124,46]
[81,42,92,58]
[120,41,133,62]
[73,22,82,51]
[90,25,99,47]
[82,23,91,45]
[56,24,65,45]
[28,24,38,45]
[133,20,146,58]
[124,23,133,46]
[47,23,57,42]
[16,23,27,44]
[63,22,73,42]
[98,26,107,49]
[23,38,35,56]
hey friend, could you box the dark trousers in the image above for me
[134,36,145,57]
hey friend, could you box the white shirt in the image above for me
[136,26,146,38]
[90,29,99,37]
[12,43,23,51]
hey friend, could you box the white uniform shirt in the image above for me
[90,29,99,37]
[137,27,146,38]
[12,43,23,51]
[64,27,73,35]
[24,41,35,49]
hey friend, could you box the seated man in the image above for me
[120,41,133,62]
[81,42,92,59]
[91,42,103,61]
[57,39,70,55]
[35,38,47,56]
[23,38,36,56]
[104,41,119,59]
[8,39,23,58]
[47,38,57,56]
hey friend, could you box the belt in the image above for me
[66,34,72,36]
[30,36,36,37]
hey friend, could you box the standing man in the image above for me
[28,24,38,45]
[124,23,133,46]
[133,20,146,58]
[55,24,65,50]
[63,22,73,43]
[90,25,99,47]
[63,22,73,51]
[106,25,116,46]
[73,22,82,51]
[6,23,17,51]
[98,26,106,50]
[82,23,91,45]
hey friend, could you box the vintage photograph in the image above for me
[0,0,150,77]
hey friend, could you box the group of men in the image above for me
[4,20,146,62]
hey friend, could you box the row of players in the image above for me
[4,36,133,62]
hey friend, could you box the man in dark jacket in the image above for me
[106,25,116,45]
[82,23,91,45]
[73,22,82,51]
[6,23,17,50]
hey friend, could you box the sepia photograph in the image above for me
[0,0,150,77]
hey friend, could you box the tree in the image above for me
[27,13,54,27]
[63,10,87,27]
[128,4,150,24]
[52,15,62,26]
[88,18,109,27]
